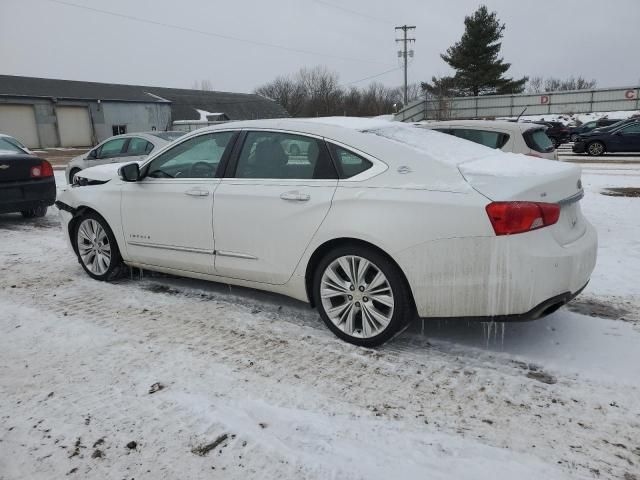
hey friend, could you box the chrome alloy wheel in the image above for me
[320,255,395,338]
[588,142,604,155]
[77,218,112,276]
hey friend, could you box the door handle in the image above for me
[185,188,209,197]
[280,191,310,202]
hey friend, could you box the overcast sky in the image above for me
[2,0,639,93]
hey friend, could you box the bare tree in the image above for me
[526,76,597,93]
[192,79,214,91]
[255,65,404,118]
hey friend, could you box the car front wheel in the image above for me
[587,141,605,156]
[313,245,413,347]
[74,213,124,281]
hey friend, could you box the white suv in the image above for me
[419,120,558,160]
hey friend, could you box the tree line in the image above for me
[253,66,422,118]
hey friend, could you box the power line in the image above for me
[42,0,392,66]
[343,66,403,86]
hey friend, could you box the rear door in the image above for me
[213,130,338,284]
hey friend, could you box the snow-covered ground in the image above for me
[1,169,639,479]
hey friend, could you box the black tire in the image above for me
[313,244,414,347]
[21,205,48,218]
[73,212,124,281]
[69,168,81,185]
[587,141,606,156]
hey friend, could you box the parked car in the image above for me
[420,120,558,160]
[569,118,620,142]
[0,133,31,155]
[572,121,640,155]
[65,131,185,184]
[1,154,56,218]
[532,121,570,147]
[56,118,596,347]
[589,117,639,134]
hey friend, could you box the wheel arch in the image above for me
[586,139,607,154]
[68,206,121,256]
[304,237,416,313]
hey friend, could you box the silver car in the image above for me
[419,120,558,160]
[65,131,185,184]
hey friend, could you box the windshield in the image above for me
[0,137,25,154]
[150,131,186,142]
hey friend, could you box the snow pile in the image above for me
[459,152,576,177]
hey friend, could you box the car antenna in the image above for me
[515,107,527,122]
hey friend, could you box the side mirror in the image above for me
[87,149,98,159]
[119,163,140,182]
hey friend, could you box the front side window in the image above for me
[234,131,336,179]
[327,144,373,179]
[146,131,234,179]
[98,138,127,158]
[127,137,153,155]
[450,129,509,149]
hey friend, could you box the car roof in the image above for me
[101,131,182,144]
[418,119,541,133]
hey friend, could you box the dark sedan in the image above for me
[0,154,56,217]
[569,118,621,142]
[573,122,640,156]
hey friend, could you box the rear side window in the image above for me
[524,129,554,153]
[127,137,153,155]
[234,131,337,180]
[327,144,373,179]
[450,129,509,149]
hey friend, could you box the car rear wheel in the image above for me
[74,212,124,281]
[313,245,413,347]
[21,205,47,218]
[587,141,605,156]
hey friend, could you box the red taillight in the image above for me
[30,161,54,178]
[485,202,560,236]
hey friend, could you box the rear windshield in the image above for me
[0,138,25,153]
[524,128,554,153]
[150,131,186,141]
[450,128,509,149]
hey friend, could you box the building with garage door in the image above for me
[0,75,289,148]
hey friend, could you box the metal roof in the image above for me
[0,75,289,120]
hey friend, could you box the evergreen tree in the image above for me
[423,5,527,97]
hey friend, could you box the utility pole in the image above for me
[395,25,416,106]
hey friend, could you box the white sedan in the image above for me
[56,118,597,346]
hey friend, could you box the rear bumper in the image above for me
[0,178,56,214]
[395,221,598,318]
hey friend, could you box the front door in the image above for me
[121,131,237,274]
[213,130,338,284]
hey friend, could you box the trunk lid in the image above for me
[459,153,586,245]
[0,155,44,182]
